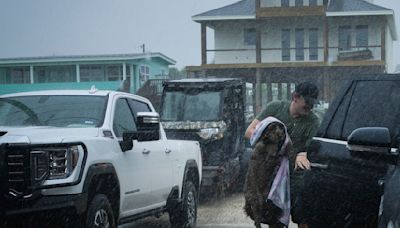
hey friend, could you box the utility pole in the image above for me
[140,44,145,53]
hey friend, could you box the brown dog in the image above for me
[244,122,287,228]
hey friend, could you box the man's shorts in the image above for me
[290,170,307,224]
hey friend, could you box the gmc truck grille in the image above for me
[5,146,32,197]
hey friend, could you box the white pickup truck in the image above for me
[0,89,202,228]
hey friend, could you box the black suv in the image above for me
[303,74,400,227]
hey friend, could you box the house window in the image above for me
[281,0,289,7]
[139,65,150,84]
[34,66,75,83]
[309,28,318,60]
[244,28,256,46]
[106,65,122,81]
[356,25,368,49]
[309,0,317,6]
[339,26,352,51]
[295,0,303,6]
[282,29,291,61]
[295,28,304,61]
[80,65,104,82]
[10,67,30,84]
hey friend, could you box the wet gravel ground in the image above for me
[121,193,296,228]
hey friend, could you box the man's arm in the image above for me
[295,117,320,170]
[244,118,260,139]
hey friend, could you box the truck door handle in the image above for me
[142,149,151,155]
[165,149,172,154]
[310,162,328,169]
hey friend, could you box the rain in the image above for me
[1,0,400,228]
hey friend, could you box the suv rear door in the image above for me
[304,79,400,227]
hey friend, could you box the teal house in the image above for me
[0,52,176,95]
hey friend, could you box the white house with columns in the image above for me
[190,0,397,109]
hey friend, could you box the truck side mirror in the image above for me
[347,127,391,153]
[120,112,161,152]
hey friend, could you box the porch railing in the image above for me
[205,45,382,64]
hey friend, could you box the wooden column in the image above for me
[255,24,263,112]
[381,23,386,62]
[287,83,292,100]
[277,83,283,100]
[323,72,331,102]
[201,23,207,65]
[267,80,273,103]
[256,28,262,64]
[324,16,329,62]
[255,68,262,113]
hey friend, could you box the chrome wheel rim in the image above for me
[94,209,110,228]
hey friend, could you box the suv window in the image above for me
[325,80,400,146]
[325,83,355,140]
[342,81,400,144]
[113,98,137,137]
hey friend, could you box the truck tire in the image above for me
[170,181,197,228]
[85,194,116,228]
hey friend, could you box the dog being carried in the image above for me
[244,117,292,228]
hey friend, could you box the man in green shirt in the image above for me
[244,81,320,228]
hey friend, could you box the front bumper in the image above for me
[1,192,88,218]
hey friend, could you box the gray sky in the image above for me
[0,0,398,69]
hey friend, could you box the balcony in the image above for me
[202,45,383,68]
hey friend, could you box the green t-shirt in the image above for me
[256,100,320,154]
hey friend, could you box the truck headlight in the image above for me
[197,128,224,141]
[31,145,81,182]
[49,146,79,179]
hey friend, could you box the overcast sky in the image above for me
[0,0,398,69]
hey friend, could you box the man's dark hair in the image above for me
[295,81,319,105]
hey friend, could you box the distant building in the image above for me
[0,52,175,95]
[190,0,397,110]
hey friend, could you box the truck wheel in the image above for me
[85,194,116,228]
[170,181,197,228]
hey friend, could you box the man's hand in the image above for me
[295,152,311,170]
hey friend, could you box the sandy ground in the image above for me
[121,193,296,228]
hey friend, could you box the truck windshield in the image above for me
[161,90,222,121]
[0,95,107,127]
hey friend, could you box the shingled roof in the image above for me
[193,0,393,21]
[327,0,391,12]
[192,0,255,21]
